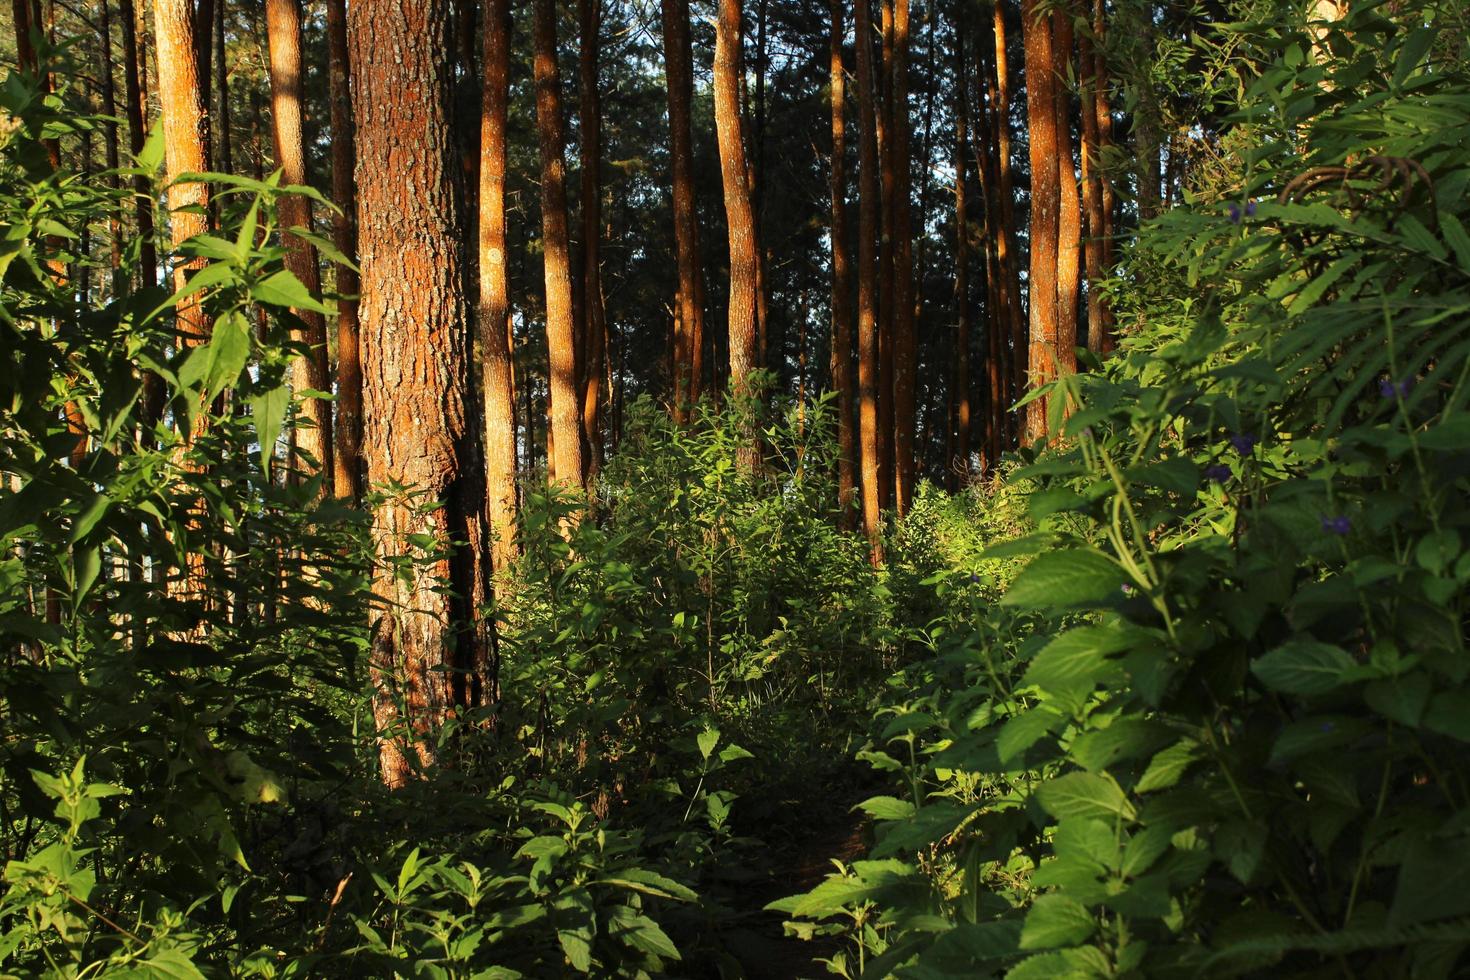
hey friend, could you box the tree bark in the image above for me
[828,0,856,525]
[1078,2,1111,355]
[889,0,916,515]
[1022,0,1059,442]
[951,10,970,487]
[854,0,884,564]
[326,0,363,500]
[660,0,704,420]
[532,0,585,490]
[577,0,605,479]
[713,0,759,470]
[1053,9,1080,380]
[267,0,334,495]
[875,0,894,513]
[481,0,518,575]
[990,0,1024,444]
[215,0,232,176]
[348,0,491,787]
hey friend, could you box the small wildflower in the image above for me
[1378,377,1413,400]
[1320,721,1336,733]
[1226,202,1242,224]
[1204,463,1232,483]
[1320,514,1352,536]
[968,572,981,585]
[1229,432,1257,455]
[1245,200,1257,218]
[1121,583,1134,596]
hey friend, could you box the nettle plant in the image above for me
[775,3,1470,977]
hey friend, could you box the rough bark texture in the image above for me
[713,0,760,471]
[660,0,703,419]
[532,0,585,490]
[890,0,915,516]
[481,0,518,575]
[578,0,605,479]
[327,0,363,500]
[951,13,970,486]
[1078,3,1111,355]
[1053,10,1080,379]
[348,0,490,788]
[1022,0,1059,442]
[992,0,1024,442]
[153,0,212,350]
[828,0,856,525]
[267,0,334,495]
[854,0,884,564]
[875,0,894,514]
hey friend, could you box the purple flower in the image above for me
[1320,515,1352,536]
[968,572,981,585]
[1226,202,1242,224]
[1121,583,1134,595]
[1204,463,1232,483]
[1245,200,1257,218]
[1320,721,1335,733]
[1229,433,1257,455]
[1378,377,1413,400]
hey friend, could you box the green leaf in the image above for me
[855,796,917,821]
[998,707,1061,764]
[612,912,680,961]
[1250,640,1355,696]
[696,727,719,761]
[593,869,697,902]
[1036,772,1137,823]
[1019,894,1095,950]
[203,310,252,397]
[1363,672,1430,727]
[248,385,289,471]
[1069,718,1171,773]
[1391,840,1470,926]
[1022,625,1136,693]
[250,269,330,313]
[558,928,592,972]
[1003,549,1128,609]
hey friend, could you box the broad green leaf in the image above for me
[998,707,1061,764]
[1019,894,1095,950]
[1021,625,1136,693]
[250,269,330,313]
[697,727,719,760]
[1036,772,1137,823]
[1135,740,1201,792]
[248,384,289,471]
[855,795,916,821]
[1003,549,1128,609]
[1250,640,1355,696]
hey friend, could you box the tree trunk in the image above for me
[1021,0,1059,442]
[1093,0,1115,294]
[660,0,704,419]
[854,0,884,564]
[991,0,1024,444]
[326,0,363,500]
[215,0,232,176]
[875,0,894,514]
[481,0,518,575]
[267,0,334,496]
[577,0,605,480]
[97,0,123,274]
[1053,9,1080,379]
[713,0,759,470]
[890,0,915,516]
[348,0,491,787]
[1077,2,1111,355]
[951,10,970,487]
[828,0,856,525]
[532,0,585,490]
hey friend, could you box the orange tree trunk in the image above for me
[1077,2,1111,356]
[348,0,492,787]
[951,10,970,486]
[875,0,894,513]
[327,0,363,500]
[992,0,1025,443]
[890,0,916,516]
[660,0,704,419]
[578,0,606,479]
[532,0,585,490]
[828,0,856,524]
[854,0,885,564]
[266,0,334,495]
[1022,0,1059,442]
[713,0,760,472]
[481,0,519,575]
[1053,9,1081,379]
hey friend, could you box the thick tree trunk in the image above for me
[578,0,605,480]
[1078,3,1111,355]
[326,0,363,500]
[713,0,760,471]
[348,0,491,787]
[267,0,334,495]
[660,0,704,419]
[854,0,884,564]
[828,0,856,525]
[1022,0,1059,442]
[951,12,970,487]
[890,0,915,515]
[532,0,585,490]
[481,0,518,575]
[1053,10,1080,379]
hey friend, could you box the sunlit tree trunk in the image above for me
[713,0,760,471]
[532,0,585,490]
[890,0,916,514]
[326,0,363,500]
[828,0,856,524]
[97,0,123,274]
[1078,1,1112,355]
[349,0,491,787]
[951,10,970,487]
[875,0,894,513]
[854,0,884,564]
[578,0,606,480]
[1054,9,1080,380]
[481,0,518,574]
[1022,0,1059,442]
[660,0,704,419]
[267,0,334,495]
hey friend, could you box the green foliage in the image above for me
[775,3,1470,976]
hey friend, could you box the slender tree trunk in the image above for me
[326,0,362,499]
[1093,0,1115,287]
[951,11,970,487]
[481,0,518,574]
[1022,0,1059,442]
[97,0,122,275]
[713,0,759,471]
[660,0,703,419]
[349,0,490,787]
[828,0,856,525]
[215,0,232,175]
[532,0,585,490]
[854,0,884,564]
[875,0,894,513]
[890,0,916,515]
[972,10,1008,466]
[1054,9,1080,379]
[1078,3,1111,355]
[1133,7,1161,220]
[267,0,333,495]
[992,0,1025,444]
[195,0,214,174]
[578,0,605,480]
